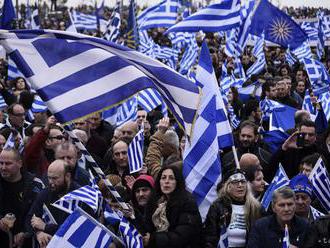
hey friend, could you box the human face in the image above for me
[0,150,22,182]
[301,163,313,177]
[299,125,316,147]
[0,135,6,153]
[112,141,128,169]
[227,89,233,103]
[74,120,88,132]
[9,105,25,128]
[136,110,147,126]
[268,86,277,100]
[296,81,305,94]
[121,123,137,141]
[135,186,152,207]
[239,126,257,148]
[294,192,311,215]
[15,78,26,90]
[251,170,265,195]
[284,79,292,93]
[272,196,296,224]
[296,70,305,81]
[180,136,186,154]
[228,176,247,201]
[88,113,101,130]
[47,167,67,194]
[281,67,288,76]
[55,147,78,168]
[160,169,177,196]
[276,82,287,98]
[46,129,65,149]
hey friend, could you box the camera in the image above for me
[296,133,305,147]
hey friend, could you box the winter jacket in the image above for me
[247,214,309,248]
[146,191,202,248]
[302,215,330,248]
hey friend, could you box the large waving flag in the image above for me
[261,164,290,210]
[47,208,116,248]
[166,0,241,33]
[249,0,307,49]
[270,104,297,132]
[0,0,15,29]
[119,216,143,248]
[303,58,330,93]
[183,42,233,220]
[71,10,98,30]
[0,29,200,136]
[309,158,330,212]
[139,0,180,30]
[246,34,266,78]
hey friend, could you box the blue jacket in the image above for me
[247,214,309,248]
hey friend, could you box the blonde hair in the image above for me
[219,179,261,231]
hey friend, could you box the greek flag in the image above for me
[52,172,103,214]
[309,158,330,212]
[220,76,244,95]
[310,206,324,220]
[300,21,318,41]
[119,216,143,248]
[261,164,290,210]
[71,10,98,30]
[31,8,40,29]
[3,132,15,149]
[0,96,6,110]
[103,202,121,225]
[31,94,47,113]
[227,104,240,129]
[179,37,198,75]
[0,29,200,136]
[116,96,138,127]
[246,33,265,78]
[138,88,164,113]
[292,42,312,62]
[139,0,181,30]
[282,224,290,248]
[183,42,234,221]
[47,208,114,248]
[233,57,245,79]
[270,104,297,132]
[7,57,25,81]
[128,128,144,174]
[217,225,228,248]
[303,58,330,91]
[0,0,15,29]
[319,91,330,121]
[3,131,24,153]
[42,204,57,225]
[103,5,121,42]
[166,0,241,33]
[285,47,296,66]
[225,29,239,57]
[238,82,262,102]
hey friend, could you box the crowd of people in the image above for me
[0,2,330,248]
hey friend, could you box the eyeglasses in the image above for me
[48,135,65,140]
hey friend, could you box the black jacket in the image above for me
[146,191,202,248]
[247,215,309,248]
[25,181,81,235]
[302,215,330,248]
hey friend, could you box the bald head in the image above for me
[239,153,261,171]
[48,159,71,193]
[120,121,138,141]
[72,129,88,145]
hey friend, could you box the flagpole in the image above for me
[232,146,240,169]
[64,125,134,217]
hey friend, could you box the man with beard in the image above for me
[222,121,271,174]
[25,160,80,248]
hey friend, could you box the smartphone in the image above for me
[296,133,305,147]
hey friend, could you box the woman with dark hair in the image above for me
[243,165,266,200]
[203,169,262,248]
[13,77,29,96]
[143,165,202,248]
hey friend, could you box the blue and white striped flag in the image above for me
[0,96,6,110]
[31,94,47,113]
[138,88,162,112]
[116,96,138,127]
[42,204,57,225]
[292,42,312,62]
[260,99,285,121]
[139,0,180,30]
[71,10,98,30]
[282,224,290,248]
[103,4,121,42]
[309,158,330,212]
[3,132,15,149]
[47,208,114,248]
[31,8,40,29]
[285,47,296,66]
[119,216,143,248]
[300,21,318,41]
[183,42,234,221]
[217,225,228,248]
[303,58,330,92]
[225,29,239,57]
[166,0,241,33]
[233,57,246,79]
[246,34,265,78]
[261,164,290,210]
[128,128,144,174]
[179,37,198,75]
[319,91,330,121]
[238,82,262,102]
[3,131,24,153]
[0,29,200,136]
[310,206,325,220]
[7,57,25,81]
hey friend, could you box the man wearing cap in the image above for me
[289,174,324,223]
[130,175,155,235]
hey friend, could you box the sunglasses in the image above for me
[48,135,65,140]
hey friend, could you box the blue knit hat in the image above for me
[289,174,313,197]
